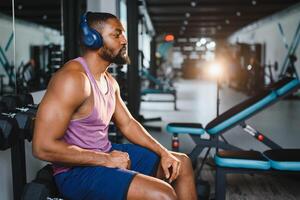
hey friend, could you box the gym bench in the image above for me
[166,77,300,199]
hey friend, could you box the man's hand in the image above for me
[160,151,181,183]
[105,150,131,169]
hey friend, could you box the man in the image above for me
[33,12,197,200]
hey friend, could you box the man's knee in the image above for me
[176,153,193,175]
[178,153,192,167]
[155,183,177,200]
[128,174,177,200]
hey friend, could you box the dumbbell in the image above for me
[0,114,19,150]
[0,94,37,141]
[0,94,34,112]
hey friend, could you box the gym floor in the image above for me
[140,79,300,199]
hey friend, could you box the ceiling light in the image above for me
[206,41,216,50]
[164,34,175,42]
[184,20,188,25]
[252,0,257,5]
[191,1,196,7]
[181,26,186,30]
[18,5,23,10]
[225,19,230,24]
[196,41,201,47]
[208,63,223,78]
[236,11,241,16]
[185,12,191,18]
[199,38,207,45]
[217,25,222,30]
[43,15,48,20]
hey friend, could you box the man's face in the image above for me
[99,18,130,65]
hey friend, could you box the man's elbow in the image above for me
[32,140,51,161]
[32,142,44,160]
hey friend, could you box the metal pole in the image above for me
[127,0,140,119]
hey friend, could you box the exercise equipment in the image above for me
[0,111,26,200]
[278,22,300,79]
[80,12,103,49]
[166,77,300,199]
[140,49,177,110]
[22,165,62,200]
[0,46,15,87]
[20,44,63,93]
[1,94,37,141]
[0,114,19,150]
[227,43,265,95]
[140,68,177,110]
[214,149,300,200]
[264,61,278,85]
[0,94,38,200]
[0,31,15,90]
[5,32,14,52]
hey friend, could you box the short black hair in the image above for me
[86,12,118,33]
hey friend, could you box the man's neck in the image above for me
[83,52,110,80]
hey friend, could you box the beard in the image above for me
[100,45,131,65]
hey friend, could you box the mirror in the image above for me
[0,0,15,95]
[14,0,64,93]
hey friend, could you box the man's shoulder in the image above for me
[54,60,88,82]
[62,59,86,73]
[48,61,90,97]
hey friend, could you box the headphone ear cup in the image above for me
[80,12,103,49]
[88,28,103,49]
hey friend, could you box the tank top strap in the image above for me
[105,72,115,96]
[74,57,98,91]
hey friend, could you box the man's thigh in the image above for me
[55,166,136,200]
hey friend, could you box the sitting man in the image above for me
[33,12,197,200]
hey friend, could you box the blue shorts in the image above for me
[54,143,160,200]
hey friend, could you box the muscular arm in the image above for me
[32,64,131,168]
[112,77,181,181]
[32,67,107,166]
[111,78,168,157]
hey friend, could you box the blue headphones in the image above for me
[80,12,103,49]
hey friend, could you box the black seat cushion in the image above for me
[264,149,300,162]
[168,123,203,129]
[217,150,268,161]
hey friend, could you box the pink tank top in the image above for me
[53,57,116,175]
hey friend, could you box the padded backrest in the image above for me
[206,90,277,135]
[205,77,300,135]
[267,77,300,96]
